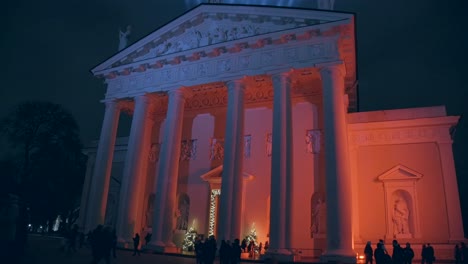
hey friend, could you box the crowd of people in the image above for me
[364,240,435,264]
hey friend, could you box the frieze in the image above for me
[349,127,445,146]
[104,36,339,98]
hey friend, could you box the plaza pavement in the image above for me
[19,234,264,264]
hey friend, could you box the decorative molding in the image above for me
[266,132,272,157]
[244,135,251,158]
[180,139,197,161]
[210,138,225,160]
[104,37,339,99]
[149,142,161,163]
[349,127,445,146]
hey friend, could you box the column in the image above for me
[320,64,356,263]
[268,72,293,255]
[78,152,96,232]
[85,100,121,232]
[438,140,465,241]
[217,79,246,241]
[150,88,190,249]
[115,94,154,243]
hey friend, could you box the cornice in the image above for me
[347,116,459,146]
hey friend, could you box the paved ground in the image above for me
[18,235,263,264]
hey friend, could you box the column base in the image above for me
[262,249,296,263]
[145,241,180,253]
[321,249,357,264]
[116,237,132,249]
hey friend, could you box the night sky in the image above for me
[3,0,468,235]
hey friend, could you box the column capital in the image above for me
[270,71,293,88]
[318,62,346,79]
[168,87,194,100]
[115,99,134,115]
[226,79,247,91]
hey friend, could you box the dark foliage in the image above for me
[0,101,87,227]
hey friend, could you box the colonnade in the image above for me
[83,63,355,261]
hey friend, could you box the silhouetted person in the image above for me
[67,224,78,253]
[90,225,111,264]
[365,241,374,264]
[426,244,435,264]
[374,242,385,264]
[204,235,216,264]
[144,233,152,246]
[241,239,247,253]
[392,240,404,264]
[132,233,140,256]
[111,229,117,258]
[460,242,467,264]
[403,243,414,264]
[454,244,461,264]
[231,239,242,264]
[194,237,204,264]
[421,244,427,264]
[219,240,230,264]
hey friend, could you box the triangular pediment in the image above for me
[92,4,352,74]
[377,164,423,182]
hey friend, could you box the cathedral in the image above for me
[78,2,465,262]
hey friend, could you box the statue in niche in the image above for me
[176,194,190,231]
[149,143,160,163]
[311,193,326,237]
[244,135,251,158]
[118,25,132,51]
[266,133,272,157]
[392,195,410,235]
[306,130,321,154]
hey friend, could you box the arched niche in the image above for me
[377,164,423,239]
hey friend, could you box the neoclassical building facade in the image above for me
[78,4,465,262]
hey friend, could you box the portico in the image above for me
[79,3,464,263]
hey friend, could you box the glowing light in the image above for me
[28,224,32,227]
[208,189,221,236]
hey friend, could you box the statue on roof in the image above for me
[317,0,335,10]
[118,25,132,51]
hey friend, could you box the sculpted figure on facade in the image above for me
[176,194,190,231]
[266,133,272,157]
[311,193,327,237]
[149,143,161,163]
[180,139,197,161]
[210,138,225,160]
[118,25,132,51]
[244,135,251,158]
[393,194,410,235]
[306,129,321,154]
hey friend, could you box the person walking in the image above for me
[364,241,374,264]
[132,233,140,256]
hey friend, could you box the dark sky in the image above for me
[3,0,468,234]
